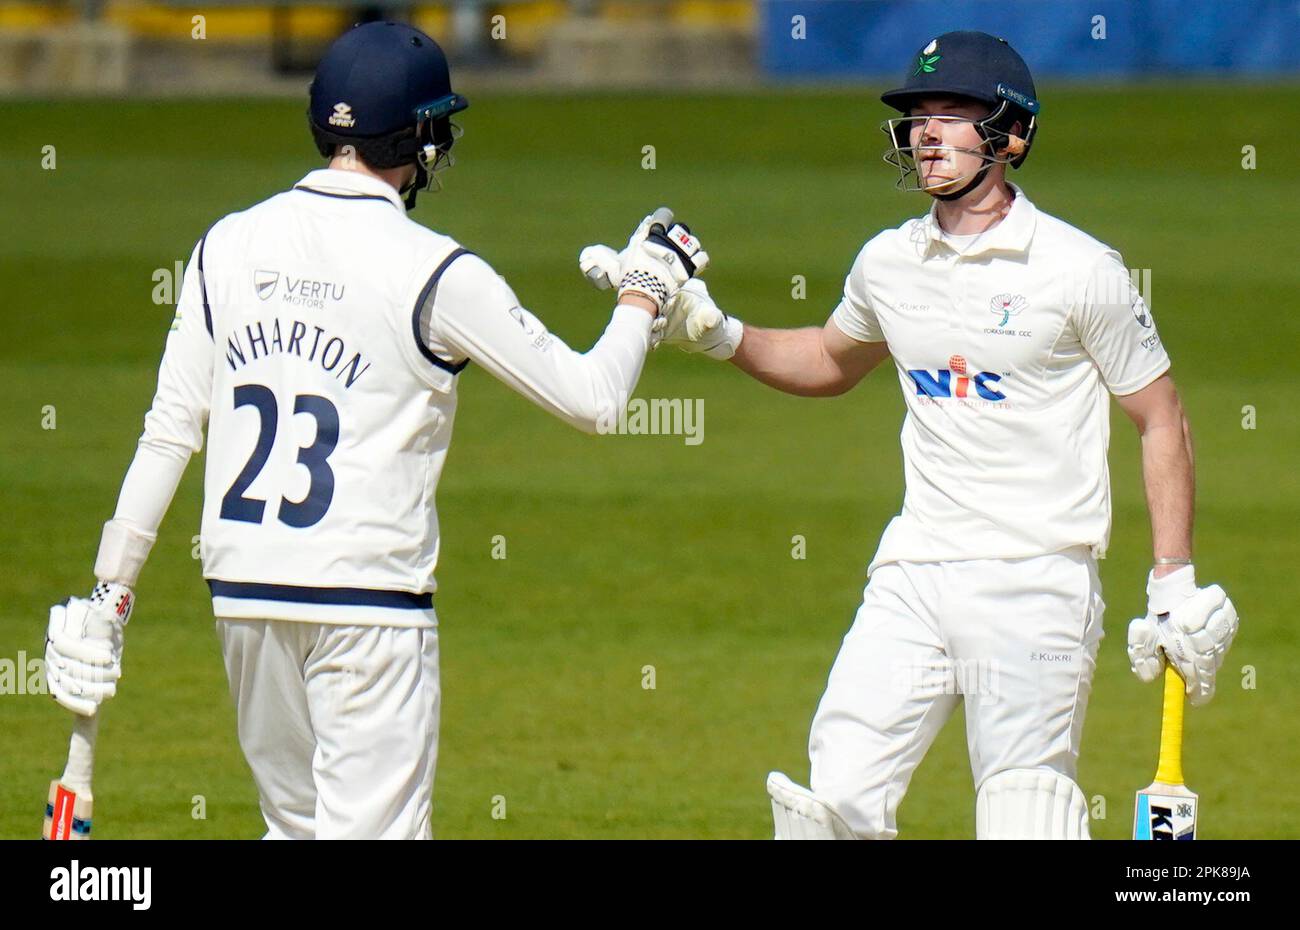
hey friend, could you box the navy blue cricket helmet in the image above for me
[308,21,469,209]
[879,31,1039,198]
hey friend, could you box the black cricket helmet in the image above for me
[879,31,1039,199]
[308,21,468,209]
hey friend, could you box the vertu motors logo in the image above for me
[254,270,279,301]
[1132,294,1153,328]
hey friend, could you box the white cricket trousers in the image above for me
[216,618,440,839]
[809,546,1105,839]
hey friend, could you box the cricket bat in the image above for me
[1133,667,1197,840]
[43,713,98,840]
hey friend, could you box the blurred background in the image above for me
[3,0,1299,95]
[2,2,1297,839]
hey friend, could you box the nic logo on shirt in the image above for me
[908,354,1006,401]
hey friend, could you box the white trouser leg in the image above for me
[943,547,1105,794]
[217,618,440,840]
[306,623,440,840]
[808,562,960,839]
[217,619,317,840]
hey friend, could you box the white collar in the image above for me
[292,168,405,211]
[918,182,1037,258]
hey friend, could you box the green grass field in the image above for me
[2,86,1297,839]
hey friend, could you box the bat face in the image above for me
[43,781,93,840]
[1133,667,1195,840]
[1134,783,1197,840]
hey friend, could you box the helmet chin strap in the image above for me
[400,162,427,211]
[400,124,459,211]
[928,162,994,202]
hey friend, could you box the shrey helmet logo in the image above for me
[254,270,279,301]
[328,102,356,128]
[914,38,940,75]
[989,293,1028,327]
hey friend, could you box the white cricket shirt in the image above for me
[106,169,652,625]
[832,184,1171,573]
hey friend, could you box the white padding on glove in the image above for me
[582,210,710,314]
[654,280,744,359]
[45,582,134,716]
[1126,566,1239,707]
[578,243,621,291]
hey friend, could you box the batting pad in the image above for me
[975,768,1090,839]
[767,771,858,840]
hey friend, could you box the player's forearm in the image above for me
[452,302,655,435]
[1140,410,1195,578]
[93,438,192,586]
[558,304,656,434]
[729,325,851,397]
[112,439,191,535]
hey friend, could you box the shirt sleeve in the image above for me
[1074,250,1171,396]
[830,246,885,343]
[108,236,215,536]
[424,254,653,434]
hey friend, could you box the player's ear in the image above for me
[996,121,1025,157]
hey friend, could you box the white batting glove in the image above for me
[1126,566,1238,707]
[653,280,745,359]
[580,211,709,300]
[578,243,622,291]
[45,582,134,716]
[582,210,709,314]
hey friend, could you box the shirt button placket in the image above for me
[948,251,965,336]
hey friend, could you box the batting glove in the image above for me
[653,280,745,359]
[580,210,709,314]
[1126,566,1238,707]
[45,582,133,716]
[578,242,621,291]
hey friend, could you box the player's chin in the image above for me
[920,173,962,195]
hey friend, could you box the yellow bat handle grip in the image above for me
[1153,666,1186,785]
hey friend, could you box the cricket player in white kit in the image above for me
[42,22,709,839]
[638,31,1240,838]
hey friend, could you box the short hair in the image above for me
[308,115,418,171]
